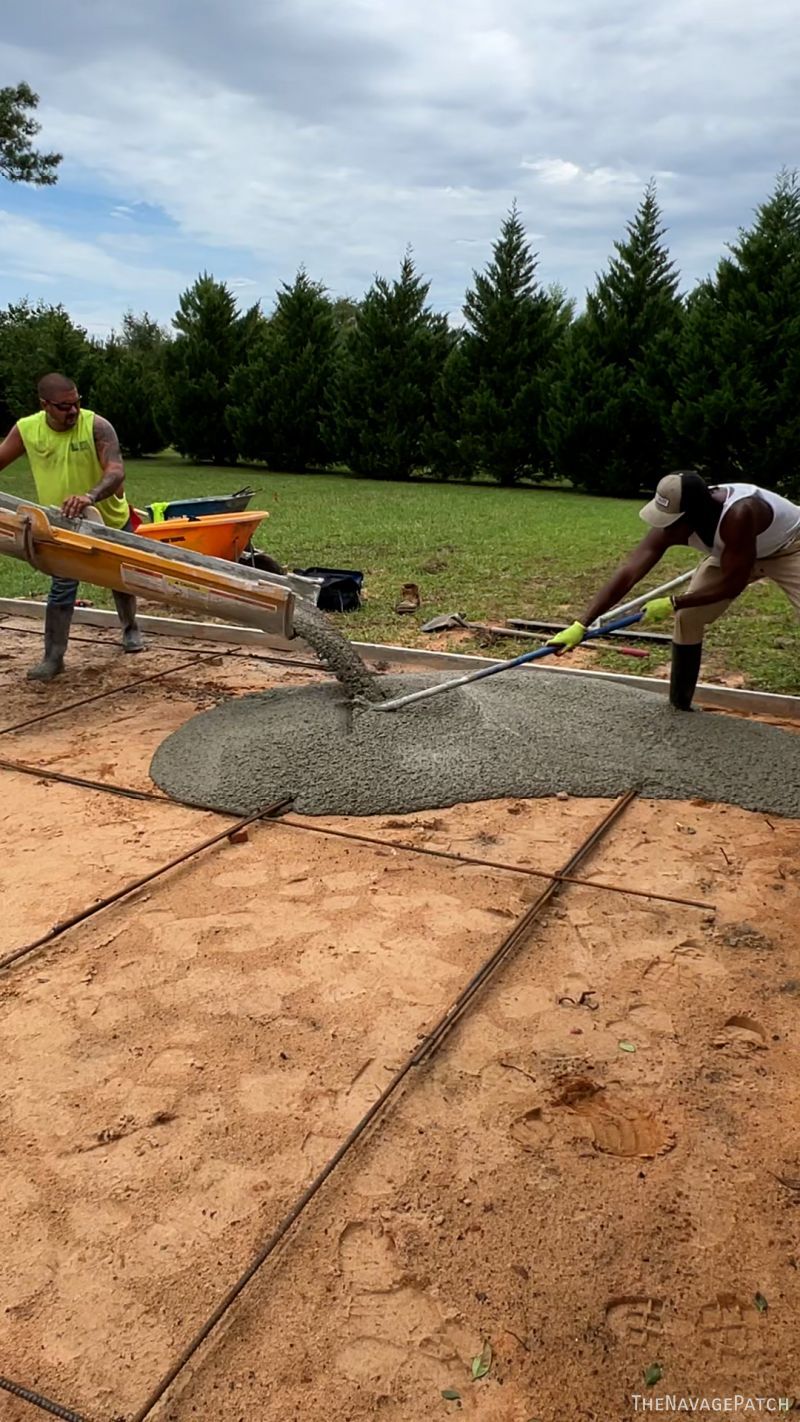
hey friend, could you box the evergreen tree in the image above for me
[547,183,682,497]
[119,310,170,355]
[426,331,473,480]
[0,299,96,423]
[228,269,338,470]
[91,311,171,457]
[331,296,361,344]
[674,171,800,497]
[164,274,260,464]
[433,203,562,485]
[0,83,61,185]
[338,251,450,479]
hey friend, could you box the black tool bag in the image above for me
[293,567,364,613]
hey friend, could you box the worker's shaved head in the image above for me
[38,372,81,430]
[38,372,77,401]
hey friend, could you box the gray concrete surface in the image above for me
[150,670,800,819]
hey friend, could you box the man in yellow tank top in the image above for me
[0,372,144,680]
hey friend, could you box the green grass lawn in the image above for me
[2,453,798,694]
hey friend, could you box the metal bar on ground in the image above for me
[0,754,713,910]
[0,658,208,737]
[412,788,639,1062]
[280,816,714,912]
[0,797,293,973]
[0,1376,87,1422]
[127,788,638,1422]
[0,755,169,804]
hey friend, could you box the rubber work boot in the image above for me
[669,641,703,712]
[395,582,421,614]
[26,604,74,682]
[113,591,144,653]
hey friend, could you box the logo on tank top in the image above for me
[69,439,91,453]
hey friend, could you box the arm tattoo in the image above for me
[93,415,124,474]
[90,415,126,500]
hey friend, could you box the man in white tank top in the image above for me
[547,470,800,710]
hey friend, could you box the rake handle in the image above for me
[368,611,647,712]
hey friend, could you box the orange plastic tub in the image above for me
[136,511,268,563]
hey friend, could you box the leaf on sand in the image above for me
[755,1292,768,1313]
[441,1388,461,1401]
[471,1339,493,1379]
[644,1363,663,1386]
[619,1040,637,1053]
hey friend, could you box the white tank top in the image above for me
[689,483,800,563]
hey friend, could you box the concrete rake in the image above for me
[361,610,648,713]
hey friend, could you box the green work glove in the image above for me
[547,621,586,653]
[640,596,675,626]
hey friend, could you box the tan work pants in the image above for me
[674,534,800,645]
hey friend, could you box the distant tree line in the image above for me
[2,172,799,500]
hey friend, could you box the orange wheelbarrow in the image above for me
[136,511,269,563]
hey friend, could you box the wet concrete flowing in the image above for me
[150,670,800,820]
[292,604,384,702]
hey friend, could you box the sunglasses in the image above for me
[45,396,81,412]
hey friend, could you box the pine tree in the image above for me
[434,204,562,485]
[164,274,261,464]
[547,183,682,497]
[331,296,360,343]
[0,299,96,423]
[426,333,473,480]
[338,252,450,479]
[674,171,800,497]
[91,312,171,457]
[228,270,338,470]
[0,83,61,185]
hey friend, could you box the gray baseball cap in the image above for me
[640,473,686,528]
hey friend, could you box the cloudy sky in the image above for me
[1,0,798,335]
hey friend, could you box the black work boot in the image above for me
[113,591,144,653]
[26,604,74,681]
[669,642,703,712]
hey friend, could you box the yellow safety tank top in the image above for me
[17,409,130,529]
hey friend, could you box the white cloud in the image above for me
[1,0,799,321]
[0,210,185,295]
[521,159,643,192]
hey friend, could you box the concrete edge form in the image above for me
[2,596,799,723]
[0,597,298,651]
